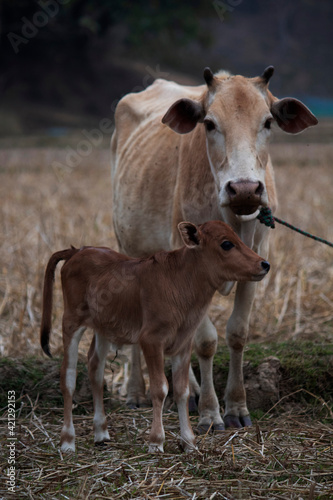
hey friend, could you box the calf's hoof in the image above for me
[60,441,75,453]
[224,414,252,429]
[183,443,198,453]
[148,443,164,453]
[94,438,111,447]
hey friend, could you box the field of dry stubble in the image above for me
[0,128,333,499]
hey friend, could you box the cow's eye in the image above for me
[204,119,215,132]
[264,118,273,130]
[221,241,235,251]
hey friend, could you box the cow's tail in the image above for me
[40,246,78,358]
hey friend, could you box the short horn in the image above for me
[203,67,215,87]
[261,65,274,84]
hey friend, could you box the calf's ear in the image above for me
[178,222,201,248]
[162,98,204,134]
[271,97,318,134]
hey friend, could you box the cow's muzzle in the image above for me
[226,180,264,215]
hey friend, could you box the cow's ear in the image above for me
[178,222,201,248]
[271,97,318,134]
[162,98,204,134]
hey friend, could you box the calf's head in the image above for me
[178,220,270,284]
[163,66,318,219]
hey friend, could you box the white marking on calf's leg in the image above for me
[148,380,168,453]
[88,333,111,444]
[60,326,85,452]
[141,343,168,453]
[176,385,197,452]
[172,354,196,452]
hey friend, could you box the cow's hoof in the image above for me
[188,395,199,413]
[126,400,150,409]
[213,423,225,432]
[197,422,225,434]
[240,415,252,427]
[126,402,139,409]
[223,415,243,429]
[197,423,214,435]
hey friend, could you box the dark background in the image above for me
[1,0,333,136]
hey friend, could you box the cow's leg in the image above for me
[88,333,111,444]
[194,315,224,433]
[188,364,200,412]
[172,350,197,452]
[140,339,168,453]
[60,324,86,452]
[126,344,147,408]
[224,281,256,428]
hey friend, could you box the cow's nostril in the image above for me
[226,182,237,197]
[255,182,264,196]
[261,261,270,273]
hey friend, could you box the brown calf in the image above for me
[40,220,270,453]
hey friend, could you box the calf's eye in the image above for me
[221,241,235,251]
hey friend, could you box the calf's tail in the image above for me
[40,246,78,357]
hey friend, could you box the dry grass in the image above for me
[1,393,333,499]
[0,136,333,498]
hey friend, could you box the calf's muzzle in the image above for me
[226,180,264,215]
[261,261,270,273]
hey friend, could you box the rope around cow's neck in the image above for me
[257,207,333,248]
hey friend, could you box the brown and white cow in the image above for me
[40,221,270,452]
[111,66,317,431]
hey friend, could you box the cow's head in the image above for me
[162,67,318,218]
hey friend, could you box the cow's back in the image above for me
[111,79,204,257]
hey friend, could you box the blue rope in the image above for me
[257,207,333,248]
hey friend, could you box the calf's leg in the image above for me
[194,315,224,433]
[88,333,111,444]
[224,281,256,428]
[172,350,196,452]
[60,324,86,452]
[140,339,168,453]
